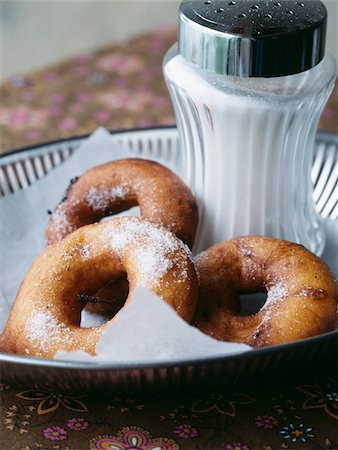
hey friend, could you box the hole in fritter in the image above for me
[80,275,129,327]
[100,205,141,222]
[239,291,267,316]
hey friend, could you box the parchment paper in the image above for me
[56,287,250,363]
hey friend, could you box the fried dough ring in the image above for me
[193,236,337,347]
[0,217,198,359]
[45,158,198,315]
[45,158,198,248]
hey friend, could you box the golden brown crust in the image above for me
[45,158,198,248]
[45,158,198,316]
[193,236,337,347]
[0,217,198,359]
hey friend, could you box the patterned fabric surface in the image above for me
[0,376,337,450]
[0,28,337,450]
[0,29,177,154]
[0,28,337,154]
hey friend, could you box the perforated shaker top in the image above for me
[178,0,327,77]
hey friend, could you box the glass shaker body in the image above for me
[163,45,337,255]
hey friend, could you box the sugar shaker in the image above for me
[163,0,337,254]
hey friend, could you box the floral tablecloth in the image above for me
[0,28,337,154]
[1,377,337,450]
[0,28,337,450]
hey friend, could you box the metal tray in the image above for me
[0,126,337,392]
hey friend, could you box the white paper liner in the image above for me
[0,128,252,362]
[0,128,127,331]
[56,287,251,363]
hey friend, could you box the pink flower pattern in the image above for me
[43,425,68,441]
[255,414,278,429]
[19,91,34,102]
[47,105,63,117]
[92,110,111,123]
[148,38,167,52]
[322,106,335,119]
[49,92,65,103]
[98,90,154,112]
[42,71,59,82]
[68,103,84,114]
[74,53,94,64]
[0,106,47,129]
[225,443,250,450]
[66,417,90,431]
[26,129,42,141]
[96,53,145,75]
[76,92,93,103]
[58,118,79,130]
[174,423,198,439]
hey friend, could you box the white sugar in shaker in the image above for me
[163,0,337,255]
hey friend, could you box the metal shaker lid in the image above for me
[178,0,328,77]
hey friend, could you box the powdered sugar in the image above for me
[298,289,309,297]
[248,281,288,341]
[240,246,256,258]
[194,250,209,265]
[25,310,72,353]
[25,309,102,355]
[266,282,288,306]
[80,244,92,260]
[49,201,78,241]
[85,185,128,211]
[134,245,173,285]
[48,184,129,242]
[252,282,289,339]
[105,219,189,288]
